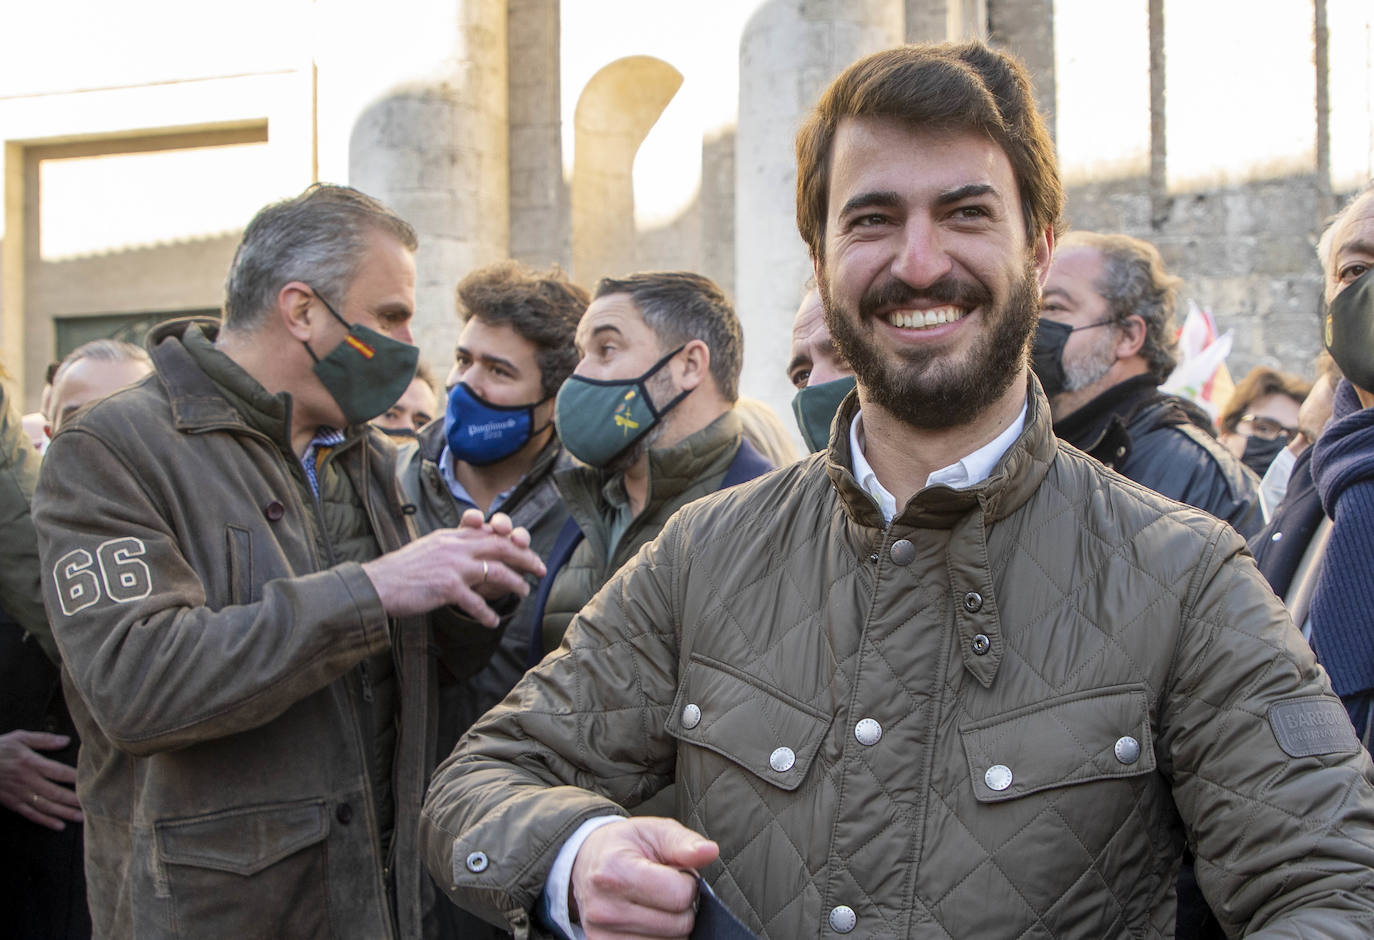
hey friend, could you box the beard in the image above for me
[603,366,679,475]
[820,260,1041,431]
[1061,324,1118,393]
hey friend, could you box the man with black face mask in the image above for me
[30,184,546,940]
[1032,230,1261,537]
[1305,181,1374,743]
[531,271,772,659]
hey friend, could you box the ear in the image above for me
[278,282,317,342]
[675,339,711,393]
[1113,314,1148,359]
[1031,227,1055,288]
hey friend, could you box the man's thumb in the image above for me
[644,818,720,869]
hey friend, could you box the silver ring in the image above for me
[480,560,488,584]
[31,793,40,804]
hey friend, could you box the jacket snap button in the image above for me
[985,764,1013,791]
[1114,736,1141,764]
[829,905,857,933]
[1270,531,1283,542]
[889,539,915,566]
[465,851,489,873]
[854,718,882,746]
[769,747,796,772]
[681,703,702,730]
[335,802,353,824]
[869,552,879,563]
[264,500,285,521]
[971,634,991,655]
[963,591,983,613]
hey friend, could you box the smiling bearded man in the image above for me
[420,42,1374,940]
[820,258,1039,430]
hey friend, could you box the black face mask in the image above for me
[1325,266,1374,393]
[1029,318,1113,398]
[1240,433,1286,477]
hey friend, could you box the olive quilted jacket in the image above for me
[422,382,1374,939]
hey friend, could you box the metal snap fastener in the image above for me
[465,851,489,873]
[1114,735,1141,764]
[681,703,701,730]
[829,905,857,933]
[264,500,285,521]
[889,539,915,566]
[971,634,991,655]
[1270,531,1283,542]
[769,747,796,772]
[869,552,879,563]
[963,591,983,613]
[854,718,883,746]
[985,764,1013,791]
[335,802,353,824]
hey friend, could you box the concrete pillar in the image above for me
[508,0,570,270]
[735,0,903,433]
[320,0,509,371]
[907,0,988,43]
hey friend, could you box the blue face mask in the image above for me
[443,382,549,467]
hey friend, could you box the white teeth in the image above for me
[887,306,965,329]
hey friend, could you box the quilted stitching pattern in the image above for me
[428,401,1374,938]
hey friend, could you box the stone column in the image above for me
[735,0,904,435]
[319,0,509,371]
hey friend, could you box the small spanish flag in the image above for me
[345,334,376,359]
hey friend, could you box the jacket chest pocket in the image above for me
[154,799,332,938]
[666,655,831,791]
[959,684,1155,802]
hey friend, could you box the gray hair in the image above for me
[223,183,417,330]
[593,271,744,403]
[52,339,151,388]
[1316,180,1374,280]
[1061,231,1182,383]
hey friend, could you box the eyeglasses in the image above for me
[1238,414,1298,441]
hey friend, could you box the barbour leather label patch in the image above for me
[1268,698,1360,758]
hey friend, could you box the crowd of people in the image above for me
[2,38,1374,940]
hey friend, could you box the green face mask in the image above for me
[304,292,419,426]
[555,346,688,468]
[791,375,857,452]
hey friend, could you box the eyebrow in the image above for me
[838,190,902,218]
[1041,286,1074,302]
[1336,238,1374,263]
[786,352,811,375]
[934,183,997,206]
[456,344,519,374]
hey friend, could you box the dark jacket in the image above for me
[537,409,756,656]
[422,381,1374,939]
[397,422,570,752]
[1250,446,1324,599]
[1054,374,1262,537]
[32,320,494,940]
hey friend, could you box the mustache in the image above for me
[857,277,994,320]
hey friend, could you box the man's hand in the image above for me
[571,817,720,939]
[362,509,546,626]
[0,730,83,831]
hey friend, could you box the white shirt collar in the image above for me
[849,399,1029,525]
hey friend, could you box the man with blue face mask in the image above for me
[394,260,585,940]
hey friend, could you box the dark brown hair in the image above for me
[457,262,589,398]
[1218,366,1313,435]
[795,41,1064,261]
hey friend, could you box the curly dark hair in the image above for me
[456,262,589,398]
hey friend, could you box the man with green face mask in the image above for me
[788,280,856,452]
[531,271,773,659]
[31,184,545,940]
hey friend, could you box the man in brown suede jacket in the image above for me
[33,184,544,939]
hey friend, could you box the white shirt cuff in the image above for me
[543,815,626,939]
